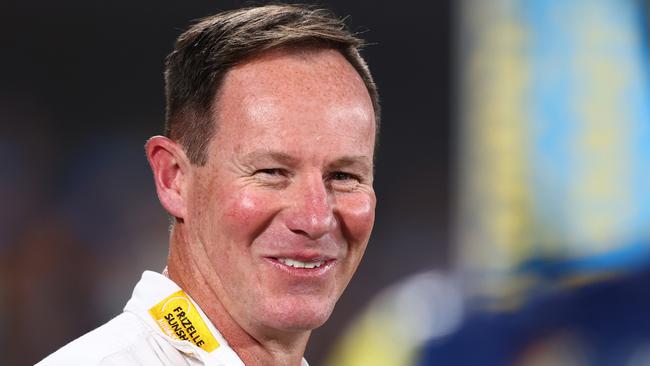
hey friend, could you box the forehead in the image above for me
[210,48,376,153]
[221,47,370,101]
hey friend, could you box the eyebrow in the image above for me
[241,150,373,174]
[327,156,373,176]
[241,150,299,166]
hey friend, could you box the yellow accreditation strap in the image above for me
[148,290,220,353]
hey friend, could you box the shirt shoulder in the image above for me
[36,311,182,366]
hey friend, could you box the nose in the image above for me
[285,174,335,239]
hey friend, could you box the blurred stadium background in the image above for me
[2,0,650,365]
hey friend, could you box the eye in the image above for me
[253,168,291,188]
[330,171,360,182]
[255,168,287,177]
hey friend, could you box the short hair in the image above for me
[164,4,380,165]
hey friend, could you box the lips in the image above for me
[277,258,325,269]
[263,254,336,274]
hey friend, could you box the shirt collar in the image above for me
[124,270,245,365]
[123,271,309,366]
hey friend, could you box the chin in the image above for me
[260,295,336,332]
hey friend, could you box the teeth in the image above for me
[278,258,325,269]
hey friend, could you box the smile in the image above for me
[277,258,325,269]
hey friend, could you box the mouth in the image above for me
[264,256,336,274]
[276,258,326,269]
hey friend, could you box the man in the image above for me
[38,3,379,366]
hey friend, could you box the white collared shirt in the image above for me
[37,271,309,366]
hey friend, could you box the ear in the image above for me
[145,136,190,219]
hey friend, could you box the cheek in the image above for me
[221,190,276,243]
[224,193,262,222]
[200,190,273,276]
[338,193,376,244]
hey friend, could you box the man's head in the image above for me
[163,4,380,165]
[146,4,378,341]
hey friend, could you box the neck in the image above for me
[166,225,310,366]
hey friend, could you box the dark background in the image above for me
[0,1,452,365]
